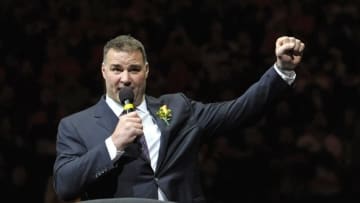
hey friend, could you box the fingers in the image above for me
[298,41,305,53]
[120,112,143,132]
[121,116,142,125]
[276,36,305,56]
[292,38,305,54]
[119,111,139,118]
[113,112,144,148]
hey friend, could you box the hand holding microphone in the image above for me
[111,87,143,150]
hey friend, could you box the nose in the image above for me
[120,70,131,86]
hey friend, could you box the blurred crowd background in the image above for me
[0,0,359,202]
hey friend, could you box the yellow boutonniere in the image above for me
[156,105,172,126]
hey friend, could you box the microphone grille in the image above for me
[119,86,134,105]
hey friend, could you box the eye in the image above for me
[110,65,123,73]
[128,65,142,73]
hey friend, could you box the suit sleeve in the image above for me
[190,66,292,135]
[53,117,114,201]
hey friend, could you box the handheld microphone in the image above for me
[119,86,135,114]
[118,87,147,158]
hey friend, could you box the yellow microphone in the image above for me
[119,86,135,113]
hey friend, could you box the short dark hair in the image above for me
[103,35,147,63]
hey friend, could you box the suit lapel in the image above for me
[146,96,170,172]
[94,96,119,134]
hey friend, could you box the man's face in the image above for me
[102,48,149,106]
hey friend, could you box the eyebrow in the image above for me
[107,64,121,69]
[108,64,144,70]
[129,64,142,68]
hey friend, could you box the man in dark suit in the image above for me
[53,35,305,203]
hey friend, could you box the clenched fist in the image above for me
[275,36,305,70]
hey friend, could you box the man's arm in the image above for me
[192,36,305,135]
[53,117,114,201]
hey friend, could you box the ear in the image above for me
[101,63,106,79]
[145,62,149,79]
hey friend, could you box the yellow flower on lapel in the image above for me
[156,105,172,126]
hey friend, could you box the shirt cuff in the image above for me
[105,137,124,161]
[273,63,296,85]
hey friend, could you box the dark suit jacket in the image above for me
[53,67,291,203]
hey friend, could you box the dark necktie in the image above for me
[137,133,150,161]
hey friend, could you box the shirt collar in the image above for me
[137,97,148,114]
